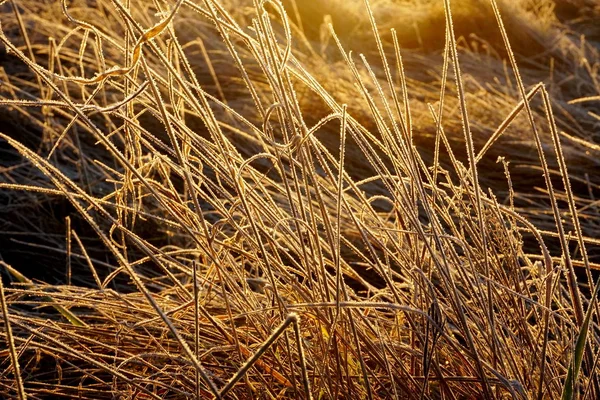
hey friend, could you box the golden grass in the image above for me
[0,0,599,398]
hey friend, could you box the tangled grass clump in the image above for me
[0,0,600,398]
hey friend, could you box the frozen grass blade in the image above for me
[2,261,87,328]
[0,263,26,400]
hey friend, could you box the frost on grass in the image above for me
[0,0,599,399]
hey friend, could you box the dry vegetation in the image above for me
[0,0,600,398]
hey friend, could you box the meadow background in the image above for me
[0,0,599,398]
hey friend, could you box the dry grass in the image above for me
[0,0,599,398]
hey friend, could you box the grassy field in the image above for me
[0,0,599,398]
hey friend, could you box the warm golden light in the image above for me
[0,0,598,398]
